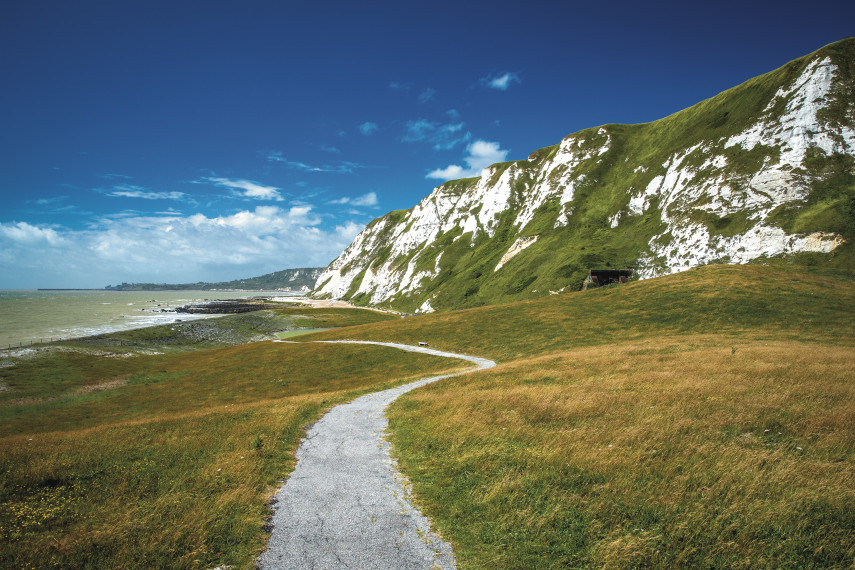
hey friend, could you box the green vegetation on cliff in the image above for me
[314,38,855,313]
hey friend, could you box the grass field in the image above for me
[310,265,855,568]
[1,265,853,568]
[389,337,855,568]
[0,308,464,569]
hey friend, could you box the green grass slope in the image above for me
[310,264,855,567]
[311,265,855,359]
[0,307,465,569]
[318,38,855,313]
[2,264,852,568]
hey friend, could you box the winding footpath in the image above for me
[258,340,495,570]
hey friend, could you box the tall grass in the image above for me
[328,264,855,568]
[0,339,463,568]
[2,265,853,568]
[388,337,855,568]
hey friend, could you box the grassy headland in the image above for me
[309,264,855,568]
[0,307,464,569]
[1,265,853,568]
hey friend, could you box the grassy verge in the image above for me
[312,264,855,568]
[0,308,463,569]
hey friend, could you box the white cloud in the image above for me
[335,221,363,241]
[418,87,436,104]
[203,177,283,201]
[107,185,188,201]
[426,140,510,180]
[0,208,362,288]
[389,80,414,91]
[266,154,320,171]
[328,192,378,207]
[402,119,470,150]
[358,121,378,136]
[402,119,434,142]
[480,72,521,91]
[33,196,69,206]
[0,221,66,245]
[352,192,378,207]
[425,165,466,180]
[267,153,368,173]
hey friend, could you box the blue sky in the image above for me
[1,0,852,288]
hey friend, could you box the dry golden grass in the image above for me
[389,336,855,568]
[3,266,853,568]
[0,341,464,569]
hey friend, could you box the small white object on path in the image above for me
[258,340,495,570]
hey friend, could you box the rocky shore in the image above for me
[176,298,286,314]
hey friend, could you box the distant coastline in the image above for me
[37,288,108,291]
[105,267,323,292]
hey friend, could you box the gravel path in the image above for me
[258,340,495,570]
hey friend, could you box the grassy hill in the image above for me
[314,38,855,312]
[106,267,323,291]
[1,264,853,567]
[313,264,855,568]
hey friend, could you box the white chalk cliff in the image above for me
[315,39,855,312]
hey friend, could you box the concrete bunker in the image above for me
[582,268,633,290]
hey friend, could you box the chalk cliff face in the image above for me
[315,39,855,312]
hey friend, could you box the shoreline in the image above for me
[0,292,392,353]
[0,290,302,351]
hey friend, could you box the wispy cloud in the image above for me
[480,71,521,91]
[201,177,284,201]
[318,144,341,154]
[418,87,436,104]
[389,80,414,91]
[328,192,378,207]
[106,184,189,201]
[402,119,470,150]
[267,152,370,174]
[32,196,70,206]
[358,121,378,136]
[426,140,510,180]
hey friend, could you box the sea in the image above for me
[0,290,297,349]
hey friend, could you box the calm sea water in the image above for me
[0,290,291,348]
